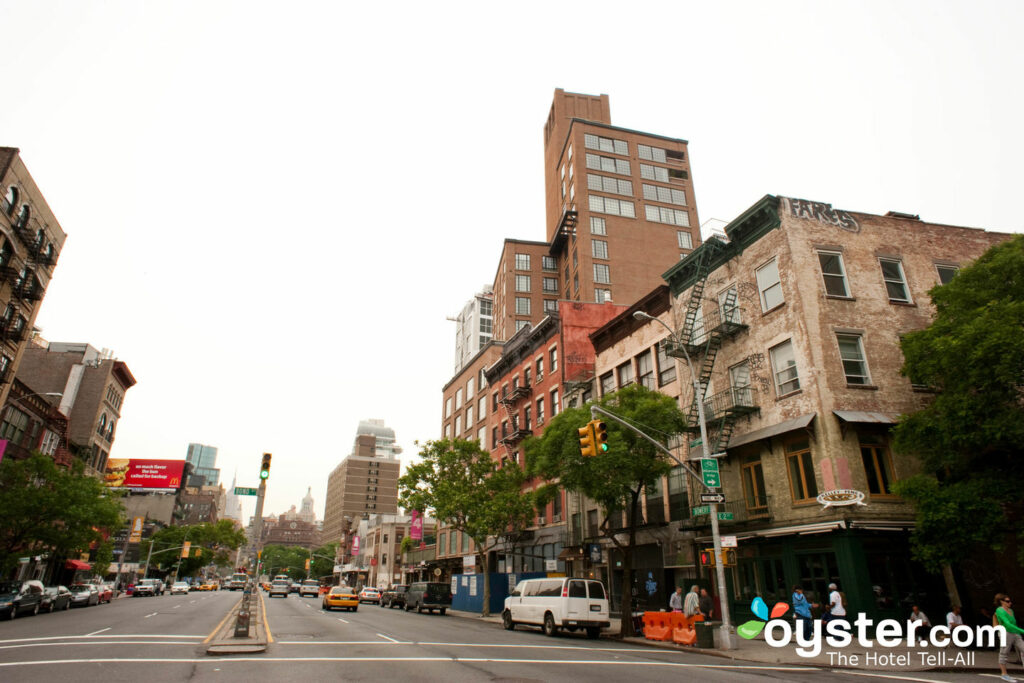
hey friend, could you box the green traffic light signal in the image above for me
[260,452,272,479]
[594,420,608,452]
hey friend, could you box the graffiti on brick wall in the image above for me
[742,353,771,395]
[783,197,859,233]
[565,352,588,365]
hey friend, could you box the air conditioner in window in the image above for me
[552,514,561,523]
[537,516,546,525]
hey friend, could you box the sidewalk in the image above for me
[447,609,1015,674]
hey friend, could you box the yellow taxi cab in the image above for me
[198,582,217,591]
[321,585,359,612]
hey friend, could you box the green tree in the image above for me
[892,234,1024,570]
[524,384,687,636]
[0,453,125,575]
[93,540,114,578]
[309,542,338,579]
[399,438,535,616]
[259,544,309,580]
[142,520,247,578]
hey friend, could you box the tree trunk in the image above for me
[480,548,491,617]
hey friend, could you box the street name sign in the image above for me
[691,505,711,516]
[700,493,726,504]
[234,487,258,496]
[717,512,734,521]
[700,458,721,487]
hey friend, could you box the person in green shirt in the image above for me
[995,593,1024,682]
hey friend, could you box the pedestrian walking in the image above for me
[824,582,847,625]
[683,585,700,617]
[994,593,1024,682]
[699,587,714,619]
[669,586,683,613]
[792,585,817,639]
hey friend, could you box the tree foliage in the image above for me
[398,438,536,615]
[0,453,125,575]
[524,384,687,635]
[142,519,247,577]
[892,235,1024,568]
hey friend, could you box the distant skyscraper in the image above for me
[300,487,315,523]
[223,470,244,522]
[451,285,493,373]
[186,443,220,487]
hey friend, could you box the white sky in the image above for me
[2,1,1021,521]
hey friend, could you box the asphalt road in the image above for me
[0,590,1007,682]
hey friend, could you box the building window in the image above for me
[445,397,452,418]
[549,347,558,371]
[640,163,669,182]
[588,195,635,218]
[677,231,692,249]
[515,253,530,270]
[444,424,451,439]
[573,273,579,294]
[515,274,531,292]
[467,377,475,399]
[592,240,608,260]
[587,173,633,196]
[638,144,667,163]
[0,407,29,444]
[595,288,612,303]
[641,184,686,206]
[600,371,615,395]
[455,388,463,410]
[515,297,531,315]
[478,396,486,419]
[590,216,606,235]
[515,320,528,332]
[584,133,628,155]
[491,426,497,448]
[742,456,768,515]
[636,350,654,389]
[837,333,870,385]
[786,438,818,502]
[454,415,462,435]
[2,186,17,215]
[756,258,784,311]
[550,389,560,415]
[478,426,487,449]
[542,255,557,271]
[818,251,850,297]
[617,360,634,387]
[492,392,499,411]
[593,264,610,284]
[668,467,689,522]
[585,153,631,176]
[543,299,557,313]
[524,367,531,386]
[465,405,473,427]
[644,205,689,226]
[936,264,958,284]
[542,277,559,293]
[656,341,676,386]
[770,340,800,396]
[860,437,895,496]
[536,397,545,424]
[879,258,911,303]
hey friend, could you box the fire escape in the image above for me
[664,238,758,455]
[498,379,532,464]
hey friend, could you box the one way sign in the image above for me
[700,493,726,504]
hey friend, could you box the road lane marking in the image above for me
[834,673,948,682]
[203,596,243,644]
[0,635,204,644]
[0,641,206,651]
[377,633,400,643]
[85,628,111,636]
[336,618,349,624]
[173,604,181,609]
[144,612,158,618]
[259,587,273,643]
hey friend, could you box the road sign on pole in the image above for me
[701,458,721,488]
[234,487,258,496]
[717,512,734,521]
[691,505,711,516]
[700,493,726,504]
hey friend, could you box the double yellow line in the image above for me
[203,590,274,643]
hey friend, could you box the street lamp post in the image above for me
[634,310,733,650]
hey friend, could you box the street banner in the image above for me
[410,510,423,540]
[181,541,191,559]
[351,535,360,555]
[103,459,186,491]
[128,516,144,543]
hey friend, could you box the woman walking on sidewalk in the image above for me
[995,593,1024,682]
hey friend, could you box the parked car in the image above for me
[268,580,290,598]
[404,582,451,615]
[299,580,320,598]
[502,577,609,639]
[95,584,114,603]
[321,586,359,612]
[358,587,382,604]
[69,583,100,607]
[0,580,45,619]
[380,585,408,609]
[42,585,72,612]
[133,579,159,597]
[170,582,190,595]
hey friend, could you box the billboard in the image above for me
[103,459,186,491]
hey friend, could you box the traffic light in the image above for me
[578,422,596,457]
[593,420,608,453]
[720,549,737,567]
[194,547,202,558]
[699,548,716,567]
[260,453,272,480]
[304,558,310,570]
[181,541,191,559]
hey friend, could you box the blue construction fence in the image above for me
[451,572,547,614]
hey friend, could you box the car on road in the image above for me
[170,582,190,595]
[133,579,159,597]
[299,580,320,597]
[95,584,114,603]
[404,582,451,615]
[0,580,45,619]
[41,585,72,612]
[268,580,290,598]
[502,577,609,639]
[198,581,218,591]
[358,587,382,604]
[380,585,408,609]
[322,586,359,612]
[226,573,248,591]
[69,583,100,607]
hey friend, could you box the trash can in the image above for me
[695,621,716,648]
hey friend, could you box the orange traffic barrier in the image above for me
[671,612,702,645]
[642,612,672,641]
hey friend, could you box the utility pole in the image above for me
[249,453,271,571]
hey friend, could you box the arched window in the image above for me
[15,204,29,229]
[33,229,44,250]
[97,414,107,435]
[107,419,116,439]
[3,186,17,215]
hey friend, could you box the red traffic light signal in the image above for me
[699,549,716,567]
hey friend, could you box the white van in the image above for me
[502,577,610,638]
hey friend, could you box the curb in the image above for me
[205,590,268,656]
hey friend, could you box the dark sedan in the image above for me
[0,580,44,619]
[41,585,72,612]
[69,583,100,607]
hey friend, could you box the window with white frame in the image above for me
[589,195,635,218]
[770,339,800,395]
[515,297,531,315]
[590,216,606,235]
[444,424,451,439]
[818,251,850,297]
[756,258,784,311]
[454,415,462,435]
[543,277,559,293]
[549,347,558,371]
[515,253,530,270]
[595,288,612,303]
[516,320,529,332]
[550,389,560,415]
[587,173,633,196]
[636,350,654,389]
[718,285,741,324]
[478,396,486,418]
[536,397,545,424]
[445,397,452,418]
[592,239,608,259]
[467,377,474,399]
[644,205,689,226]
[477,426,486,449]
[593,264,610,284]
[600,372,615,395]
[677,231,693,249]
[542,255,557,271]
[657,341,676,386]
[543,299,557,313]
[837,333,871,385]
[617,361,634,387]
[879,258,911,302]
[536,356,544,379]
[638,144,667,162]
[642,184,686,205]
[515,274,531,292]
[585,153,630,176]
[455,388,463,409]
[584,133,628,155]
[640,163,669,182]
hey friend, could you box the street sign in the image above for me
[717,512,734,521]
[700,493,726,504]
[691,505,711,516]
[234,487,258,496]
[721,535,738,547]
[701,458,721,488]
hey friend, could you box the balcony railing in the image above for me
[701,386,759,422]
[675,306,748,355]
[500,385,532,405]
[499,426,533,445]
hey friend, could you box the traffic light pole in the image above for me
[251,478,267,564]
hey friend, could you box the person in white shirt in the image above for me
[910,605,931,628]
[826,583,846,622]
[946,605,963,629]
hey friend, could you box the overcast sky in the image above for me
[2,1,1021,521]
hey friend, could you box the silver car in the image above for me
[268,580,290,598]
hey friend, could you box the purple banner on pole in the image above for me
[410,510,423,540]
